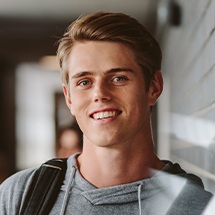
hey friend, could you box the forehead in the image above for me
[67,41,139,74]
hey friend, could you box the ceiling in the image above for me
[0,0,159,64]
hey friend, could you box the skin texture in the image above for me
[63,41,164,188]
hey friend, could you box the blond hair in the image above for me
[57,12,162,90]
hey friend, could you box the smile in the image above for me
[91,110,121,120]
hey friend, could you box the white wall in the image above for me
[157,0,215,192]
[16,63,62,169]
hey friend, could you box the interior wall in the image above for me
[158,0,215,192]
[15,63,62,169]
[0,63,16,182]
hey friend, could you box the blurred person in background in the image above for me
[57,122,83,158]
[0,12,213,215]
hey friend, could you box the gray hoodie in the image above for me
[0,154,212,215]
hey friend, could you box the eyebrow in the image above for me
[71,67,134,79]
[106,68,134,74]
[71,71,93,79]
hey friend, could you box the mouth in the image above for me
[90,110,122,120]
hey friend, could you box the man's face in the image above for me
[63,41,162,147]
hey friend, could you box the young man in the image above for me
[0,12,212,215]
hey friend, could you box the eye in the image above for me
[112,76,128,83]
[78,80,91,87]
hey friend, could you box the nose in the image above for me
[93,81,111,102]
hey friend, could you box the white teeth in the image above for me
[99,112,103,118]
[104,112,108,117]
[93,111,117,120]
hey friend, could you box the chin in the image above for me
[89,135,119,148]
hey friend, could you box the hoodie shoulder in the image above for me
[0,168,36,214]
[162,160,205,187]
[162,160,213,215]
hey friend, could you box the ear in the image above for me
[148,71,163,106]
[62,84,75,115]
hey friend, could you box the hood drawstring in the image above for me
[138,182,143,215]
[60,166,77,215]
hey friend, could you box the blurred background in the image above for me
[0,0,214,193]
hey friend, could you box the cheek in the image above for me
[69,93,89,116]
[69,101,78,116]
[132,92,149,112]
[69,91,80,114]
[68,96,76,116]
[70,108,75,116]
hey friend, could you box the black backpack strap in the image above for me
[19,158,67,215]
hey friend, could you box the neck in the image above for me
[77,137,164,188]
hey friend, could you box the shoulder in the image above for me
[163,160,206,187]
[0,168,36,192]
[161,160,213,214]
[167,182,213,215]
[0,168,37,214]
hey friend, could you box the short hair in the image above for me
[57,12,162,90]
